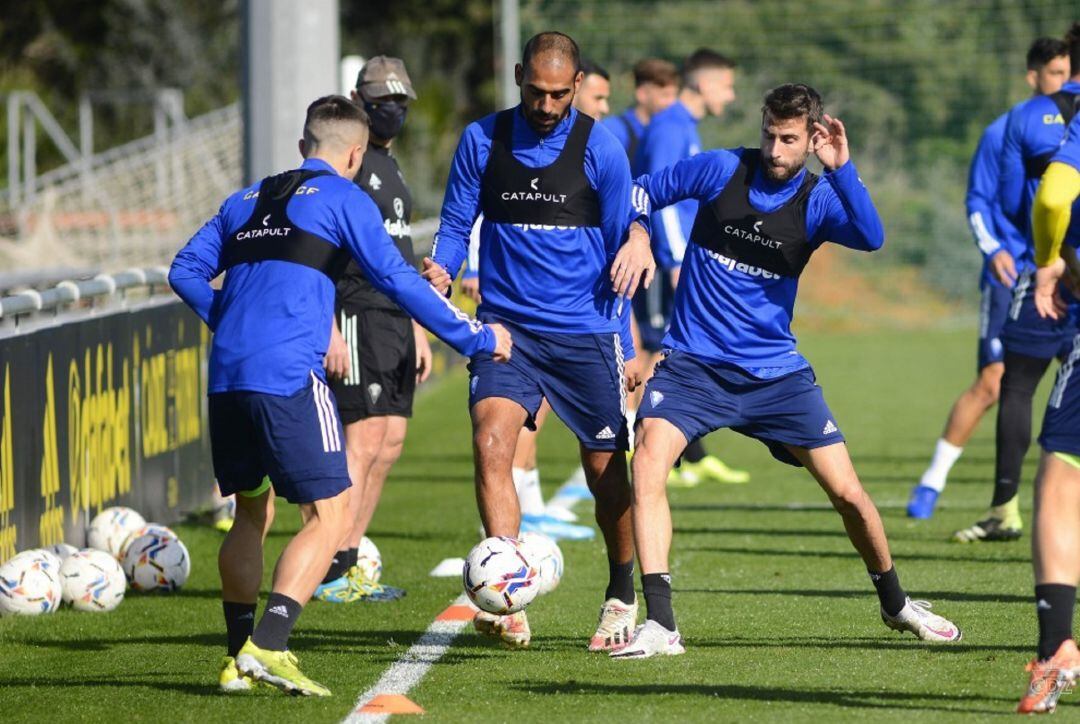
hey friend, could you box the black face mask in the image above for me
[365,100,408,141]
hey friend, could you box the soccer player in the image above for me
[169,96,510,695]
[1016,113,1080,715]
[614,84,962,659]
[632,48,748,487]
[313,56,426,603]
[603,58,679,163]
[907,37,1070,519]
[426,31,654,650]
[954,24,1080,543]
[572,59,611,121]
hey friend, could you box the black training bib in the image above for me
[223,169,350,281]
[1024,91,1079,181]
[479,109,601,227]
[688,150,819,278]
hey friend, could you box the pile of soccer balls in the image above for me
[0,505,190,617]
[463,532,563,615]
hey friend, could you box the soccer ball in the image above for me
[463,536,540,615]
[47,543,79,561]
[357,536,382,582]
[122,533,190,592]
[87,506,146,558]
[0,550,63,615]
[60,549,126,612]
[519,531,564,596]
[118,523,178,560]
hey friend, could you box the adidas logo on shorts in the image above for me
[595,426,616,440]
[822,419,838,435]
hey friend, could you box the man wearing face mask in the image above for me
[315,57,429,604]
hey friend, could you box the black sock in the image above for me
[642,572,676,631]
[251,593,303,652]
[869,567,907,617]
[223,601,257,657]
[605,558,635,605]
[991,353,1050,507]
[683,438,707,464]
[321,547,358,584]
[1036,584,1076,660]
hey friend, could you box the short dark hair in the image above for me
[1067,22,1080,76]
[761,84,824,132]
[682,48,735,89]
[303,95,369,150]
[522,31,581,75]
[1026,36,1068,70]
[580,59,609,81]
[632,58,679,88]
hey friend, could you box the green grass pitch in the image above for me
[0,327,1063,722]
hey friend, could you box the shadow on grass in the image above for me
[679,543,1030,565]
[676,587,1030,604]
[0,674,215,696]
[507,680,1015,716]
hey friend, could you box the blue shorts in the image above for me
[631,272,675,353]
[1039,335,1080,457]
[209,371,351,504]
[637,350,844,467]
[1001,272,1079,360]
[468,318,628,451]
[978,280,1012,370]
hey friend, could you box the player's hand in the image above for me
[611,221,656,301]
[488,323,512,362]
[461,276,482,304]
[421,257,452,294]
[1034,257,1067,320]
[811,114,850,171]
[414,322,432,384]
[324,319,350,379]
[989,250,1018,288]
[624,355,643,393]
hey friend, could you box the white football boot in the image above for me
[610,619,685,659]
[588,597,638,652]
[881,598,962,642]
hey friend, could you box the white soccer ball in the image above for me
[463,536,541,615]
[122,533,190,592]
[357,536,382,582]
[60,549,126,612]
[519,531,564,596]
[0,550,63,615]
[87,506,146,558]
[119,523,178,560]
[47,543,79,561]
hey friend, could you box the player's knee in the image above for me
[828,483,866,515]
[473,424,513,459]
[378,438,405,468]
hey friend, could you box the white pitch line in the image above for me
[342,594,472,723]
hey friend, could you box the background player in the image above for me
[603,58,679,163]
[907,37,1070,519]
[954,24,1080,543]
[632,48,747,486]
[573,59,611,121]
[169,95,509,695]
[616,84,961,658]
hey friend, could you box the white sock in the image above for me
[919,438,963,492]
[626,407,637,449]
[514,467,546,516]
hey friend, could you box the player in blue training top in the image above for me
[426,31,655,652]
[908,37,1070,520]
[632,48,749,487]
[1016,112,1080,715]
[169,96,510,696]
[953,23,1080,544]
[602,58,679,163]
[613,84,963,659]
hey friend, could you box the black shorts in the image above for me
[330,305,416,423]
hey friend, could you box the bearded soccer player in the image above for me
[169,96,510,695]
[1016,112,1080,715]
[426,31,654,651]
[907,37,1070,519]
[954,24,1080,543]
[614,84,962,658]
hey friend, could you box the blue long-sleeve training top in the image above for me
[633,100,701,271]
[432,105,642,359]
[966,111,1029,286]
[998,80,1080,263]
[635,148,885,378]
[170,157,494,396]
[602,107,645,160]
